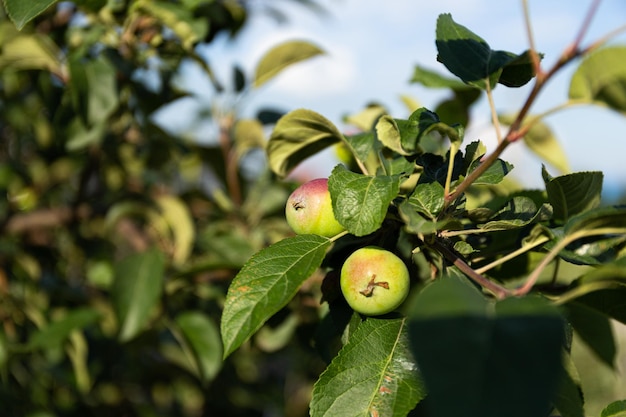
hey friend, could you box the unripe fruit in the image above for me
[285,178,345,237]
[340,246,410,316]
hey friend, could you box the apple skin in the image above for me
[285,178,345,237]
[340,246,410,316]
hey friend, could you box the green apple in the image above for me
[340,246,410,316]
[285,178,345,237]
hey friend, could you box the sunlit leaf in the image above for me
[500,115,570,174]
[112,249,165,342]
[267,109,343,177]
[601,400,626,417]
[310,317,426,417]
[569,46,626,114]
[410,64,469,89]
[156,195,195,266]
[233,118,266,158]
[329,164,400,237]
[0,32,63,75]
[254,40,324,88]
[221,235,330,357]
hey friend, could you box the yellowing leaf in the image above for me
[156,195,195,266]
[254,40,324,88]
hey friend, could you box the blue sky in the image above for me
[162,0,626,198]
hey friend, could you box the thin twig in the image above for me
[432,239,512,300]
[486,80,504,144]
[522,0,543,76]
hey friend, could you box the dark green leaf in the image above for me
[552,350,585,417]
[601,400,626,417]
[112,249,165,342]
[175,312,223,383]
[408,276,565,417]
[543,168,603,223]
[328,164,400,237]
[221,235,330,357]
[233,64,246,92]
[434,87,481,126]
[564,302,616,368]
[480,196,552,230]
[435,14,516,89]
[569,46,626,114]
[27,308,100,350]
[310,317,426,417]
[566,286,626,326]
[267,109,343,177]
[254,40,324,87]
[4,0,58,30]
[498,50,540,88]
[564,205,626,236]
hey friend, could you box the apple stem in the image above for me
[359,274,389,297]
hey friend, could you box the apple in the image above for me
[285,178,345,237]
[340,246,410,316]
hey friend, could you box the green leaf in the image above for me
[27,308,100,350]
[407,182,445,220]
[4,0,58,30]
[408,276,565,417]
[136,0,207,50]
[68,55,118,127]
[112,249,165,342]
[467,157,514,185]
[564,302,616,368]
[375,115,413,156]
[543,168,603,223]
[569,46,626,113]
[254,40,324,88]
[310,317,426,417]
[564,205,626,236]
[436,14,516,89]
[601,400,626,417]
[552,350,585,417]
[0,32,62,74]
[267,109,343,177]
[341,131,380,170]
[500,115,570,174]
[410,64,469,89]
[328,164,400,237]
[221,235,331,358]
[498,50,541,88]
[480,196,552,230]
[233,118,266,158]
[175,312,223,383]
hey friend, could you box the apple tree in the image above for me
[221,5,626,417]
